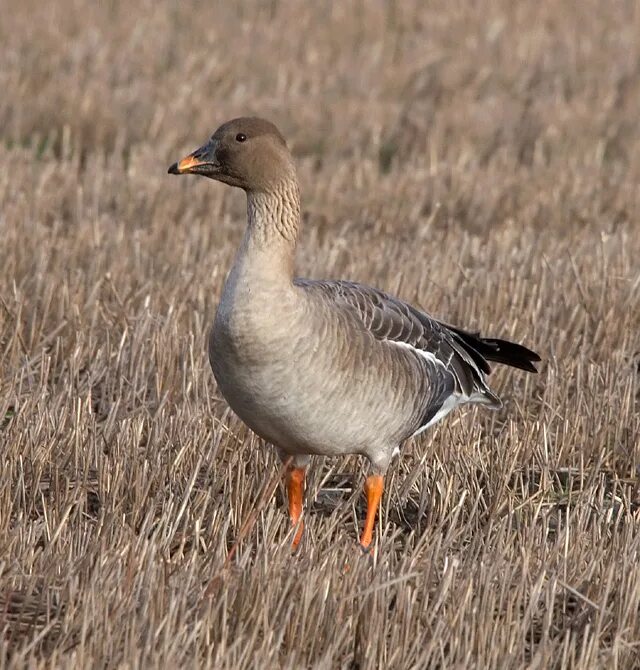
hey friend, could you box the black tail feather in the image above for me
[448,326,541,374]
[478,337,541,373]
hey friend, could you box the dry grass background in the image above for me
[1,0,640,667]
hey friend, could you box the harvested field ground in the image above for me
[1,1,640,667]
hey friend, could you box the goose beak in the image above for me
[168,154,202,174]
[168,142,219,176]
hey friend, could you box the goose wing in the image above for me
[295,279,504,418]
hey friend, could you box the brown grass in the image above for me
[1,1,640,667]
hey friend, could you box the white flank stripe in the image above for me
[388,339,444,369]
[386,339,471,436]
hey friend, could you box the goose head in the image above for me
[168,117,294,193]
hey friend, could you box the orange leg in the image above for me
[286,466,306,547]
[360,474,384,549]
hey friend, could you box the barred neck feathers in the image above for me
[247,177,301,245]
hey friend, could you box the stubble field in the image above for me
[1,1,640,667]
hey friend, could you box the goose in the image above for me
[168,117,540,550]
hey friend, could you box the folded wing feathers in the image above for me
[298,281,488,397]
[295,279,539,420]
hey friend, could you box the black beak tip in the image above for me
[168,162,179,175]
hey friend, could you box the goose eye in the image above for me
[235,133,247,143]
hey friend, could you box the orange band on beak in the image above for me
[175,153,204,173]
[168,144,215,175]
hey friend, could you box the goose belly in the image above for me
[209,319,422,457]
